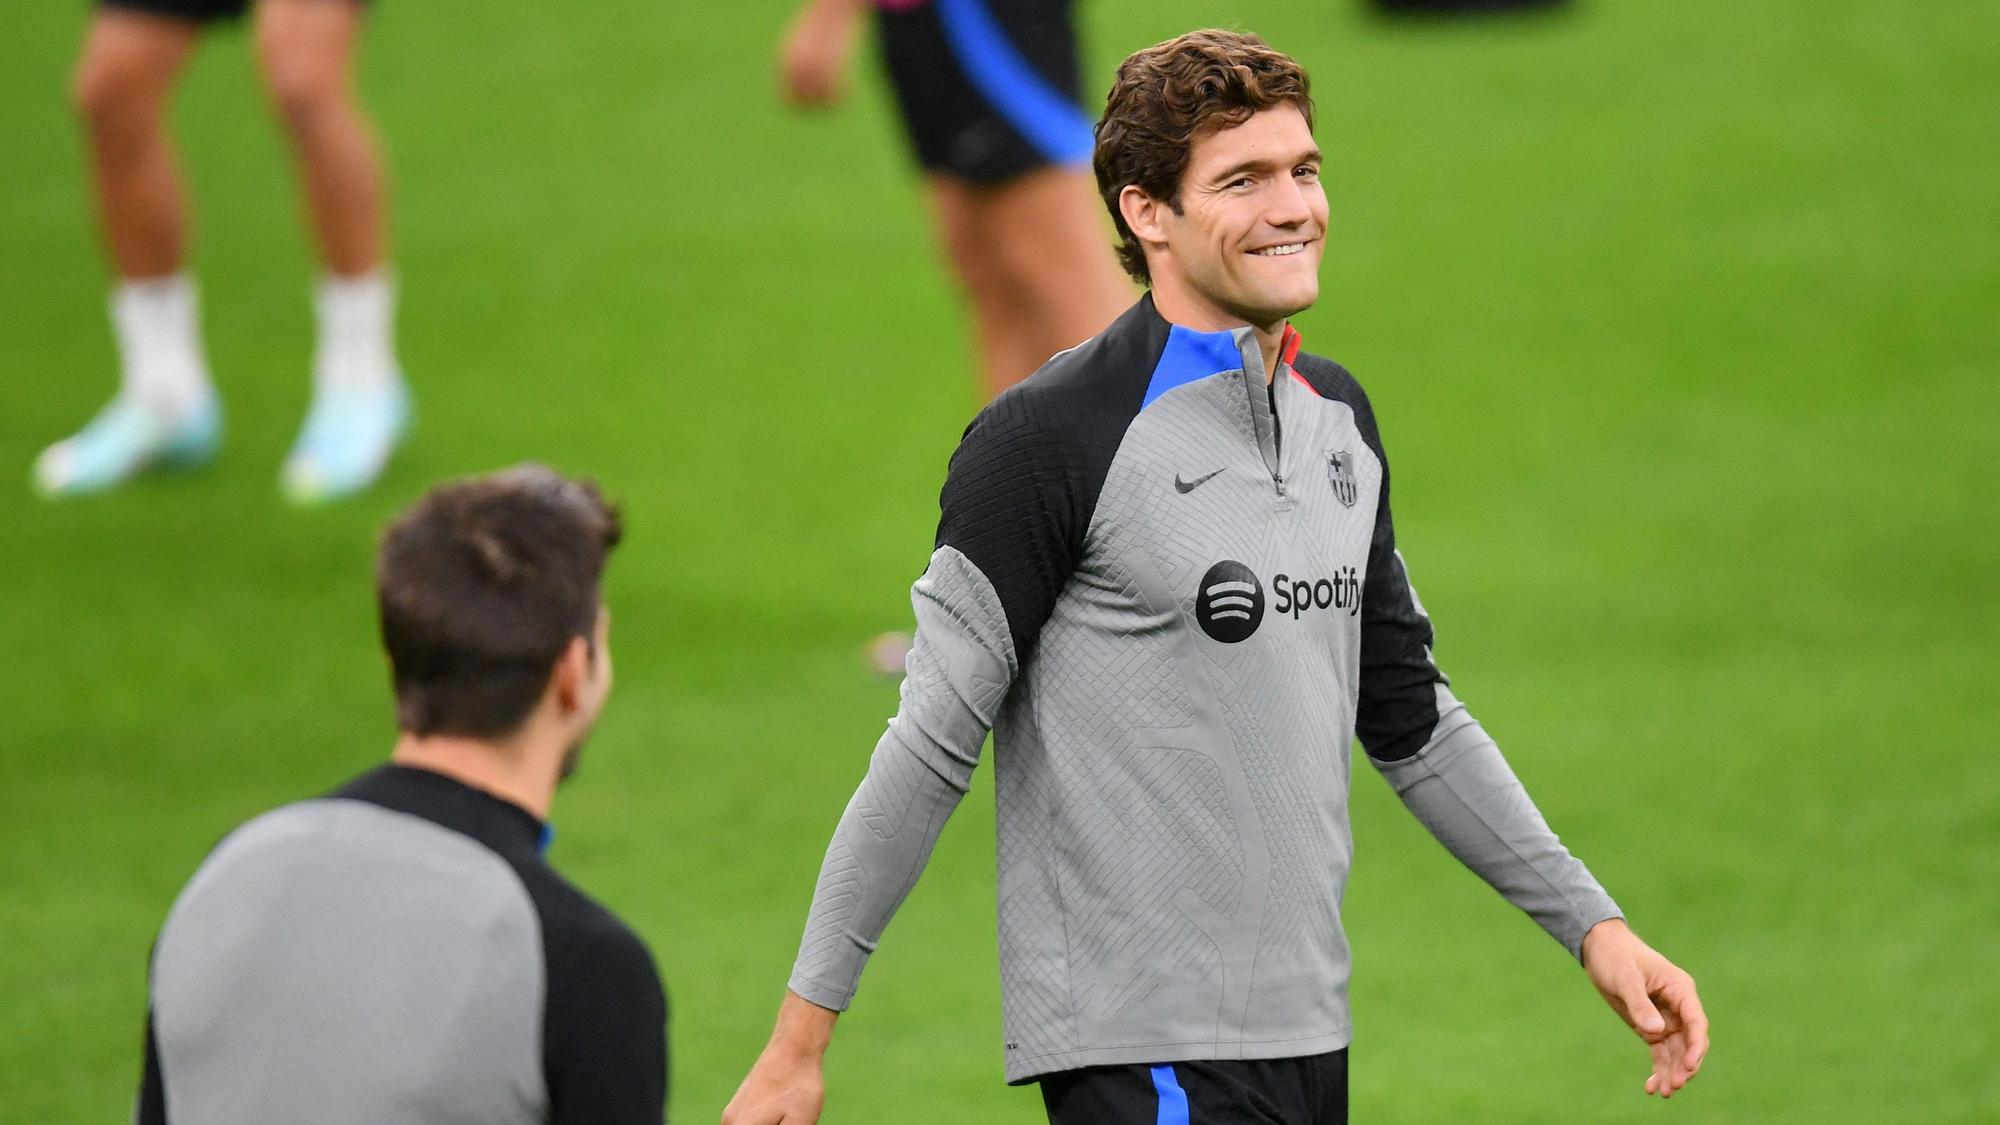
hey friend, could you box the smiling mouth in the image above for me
[1249,243,1309,257]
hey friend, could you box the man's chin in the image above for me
[1273,272,1321,317]
[1273,292,1317,321]
[1233,289,1318,329]
[1224,274,1319,325]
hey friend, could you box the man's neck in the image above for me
[392,732,557,820]
[1149,283,1287,383]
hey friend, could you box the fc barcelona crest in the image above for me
[1326,449,1358,508]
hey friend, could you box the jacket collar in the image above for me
[1136,292,1303,409]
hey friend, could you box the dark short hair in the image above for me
[1093,30,1316,283]
[376,464,622,738]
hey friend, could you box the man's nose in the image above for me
[1264,176,1313,228]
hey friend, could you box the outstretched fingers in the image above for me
[1619,974,1697,1098]
[1659,974,1709,1088]
[1646,1033,1674,1096]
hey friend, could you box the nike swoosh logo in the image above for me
[1175,469,1225,494]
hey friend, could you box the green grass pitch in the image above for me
[2,0,1995,1119]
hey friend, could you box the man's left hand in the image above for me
[1581,918,1709,1098]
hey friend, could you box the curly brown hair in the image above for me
[1092,30,1316,284]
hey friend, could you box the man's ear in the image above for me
[550,635,592,712]
[1119,185,1172,259]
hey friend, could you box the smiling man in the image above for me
[725,30,1706,1125]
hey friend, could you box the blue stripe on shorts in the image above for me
[1150,1063,1191,1125]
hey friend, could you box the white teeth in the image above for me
[1251,244,1304,256]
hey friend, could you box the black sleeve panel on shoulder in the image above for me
[934,359,1150,665]
[1296,355,1445,762]
[517,864,669,1125]
[136,1007,165,1125]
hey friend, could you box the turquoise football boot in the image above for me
[32,392,222,498]
[280,378,411,505]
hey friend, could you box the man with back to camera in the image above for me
[136,465,666,1123]
[725,30,1708,1125]
[37,0,408,503]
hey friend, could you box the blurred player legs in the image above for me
[779,0,1131,398]
[781,0,1129,675]
[873,160,1128,673]
[37,0,408,502]
[927,165,1129,400]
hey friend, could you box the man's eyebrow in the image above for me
[1206,149,1324,184]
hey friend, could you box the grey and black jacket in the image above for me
[790,294,1621,1083]
[139,766,666,1123]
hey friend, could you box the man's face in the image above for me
[1149,103,1327,328]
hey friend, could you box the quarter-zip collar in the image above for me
[1132,291,1303,391]
[1131,294,1307,498]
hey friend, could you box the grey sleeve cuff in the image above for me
[1369,685,1622,959]
[788,547,1015,1009]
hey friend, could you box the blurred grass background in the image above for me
[2,0,1995,1120]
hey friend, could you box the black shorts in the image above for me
[1040,1050,1349,1125]
[99,0,366,24]
[877,0,1092,185]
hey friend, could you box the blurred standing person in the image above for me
[777,0,1132,399]
[37,0,410,503]
[138,465,666,1122]
[782,0,1134,677]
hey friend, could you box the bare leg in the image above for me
[929,177,1038,395]
[254,0,407,504]
[37,11,220,499]
[927,166,1134,399]
[858,167,1132,664]
[254,0,385,275]
[74,9,203,279]
[978,166,1134,378]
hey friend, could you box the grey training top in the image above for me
[138,765,667,1123]
[788,295,1621,1083]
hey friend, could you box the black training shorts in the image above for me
[1041,1050,1349,1125]
[98,0,367,23]
[877,0,1091,185]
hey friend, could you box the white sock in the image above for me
[313,270,400,393]
[111,272,213,422]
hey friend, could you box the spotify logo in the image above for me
[1195,561,1264,643]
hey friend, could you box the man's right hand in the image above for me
[775,0,866,109]
[722,991,839,1125]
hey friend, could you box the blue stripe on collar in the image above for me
[1142,324,1244,410]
